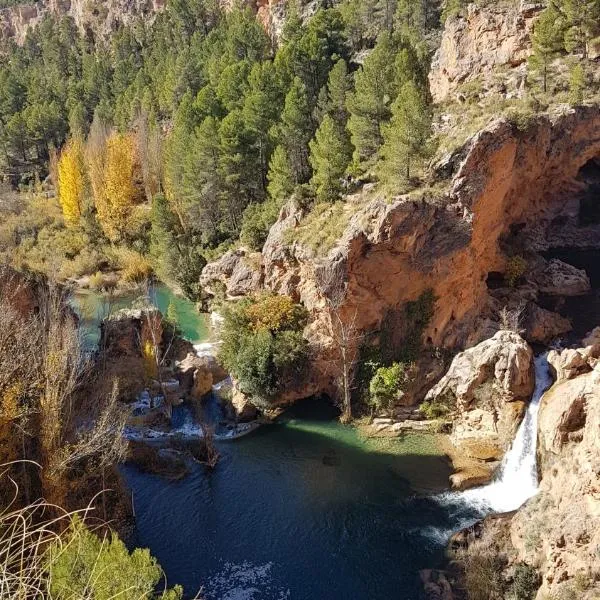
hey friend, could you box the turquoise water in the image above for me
[123,399,457,600]
[71,283,210,348]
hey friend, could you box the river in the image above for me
[71,284,551,600]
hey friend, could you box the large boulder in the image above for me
[426,330,535,409]
[532,259,591,296]
[200,249,263,299]
[523,303,572,344]
[547,330,600,383]
[426,331,535,483]
[177,352,228,400]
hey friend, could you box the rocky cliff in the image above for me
[0,0,312,43]
[0,0,166,43]
[204,105,600,408]
[442,340,600,600]
[428,1,543,103]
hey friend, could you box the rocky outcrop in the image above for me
[200,248,263,300]
[0,0,321,44]
[522,303,572,345]
[213,105,600,407]
[177,352,228,400]
[426,330,534,410]
[446,342,600,599]
[429,1,543,103]
[532,259,591,297]
[0,0,165,43]
[547,330,600,382]
[508,360,600,599]
[425,331,534,487]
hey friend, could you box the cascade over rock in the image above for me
[425,330,535,489]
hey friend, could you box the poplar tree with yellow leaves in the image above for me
[98,132,142,242]
[57,137,85,227]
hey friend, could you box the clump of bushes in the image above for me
[420,391,456,419]
[110,247,153,283]
[368,362,414,412]
[510,563,541,600]
[219,293,309,405]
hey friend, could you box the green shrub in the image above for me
[419,394,455,419]
[48,517,182,600]
[219,294,309,405]
[240,199,282,251]
[368,362,413,411]
[511,563,541,600]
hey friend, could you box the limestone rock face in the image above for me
[523,304,572,345]
[532,259,591,296]
[547,341,600,383]
[177,352,228,400]
[426,331,534,472]
[446,349,600,599]
[508,363,600,599]
[426,330,535,409]
[202,106,600,407]
[0,0,165,43]
[200,249,263,299]
[429,1,542,103]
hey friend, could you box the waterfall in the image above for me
[460,353,553,513]
[428,354,554,542]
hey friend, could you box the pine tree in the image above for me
[181,116,223,237]
[309,115,352,202]
[218,110,259,232]
[242,61,284,194]
[267,145,295,201]
[278,77,314,184]
[57,136,85,227]
[325,59,352,127]
[529,4,565,93]
[378,81,431,189]
[347,33,399,171]
[561,0,600,58]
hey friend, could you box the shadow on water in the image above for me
[123,398,457,600]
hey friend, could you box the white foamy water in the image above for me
[460,353,553,513]
[428,353,553,541]
[194,341,221,357]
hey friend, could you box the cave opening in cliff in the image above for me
[577,157,600,226]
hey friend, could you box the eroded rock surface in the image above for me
[426,331,534,487]
[203,106,600,408]
[429,1,542,103]
[509,362,600,599]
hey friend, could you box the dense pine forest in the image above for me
[0,0,442,298]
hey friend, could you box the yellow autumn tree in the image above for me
[57,137,85,227]
[85,115,109,233]
[95,132,142,242]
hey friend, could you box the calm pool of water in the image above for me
[123,399,457,600]
[72,283,462,599]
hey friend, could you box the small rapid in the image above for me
[431,353,553,539]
